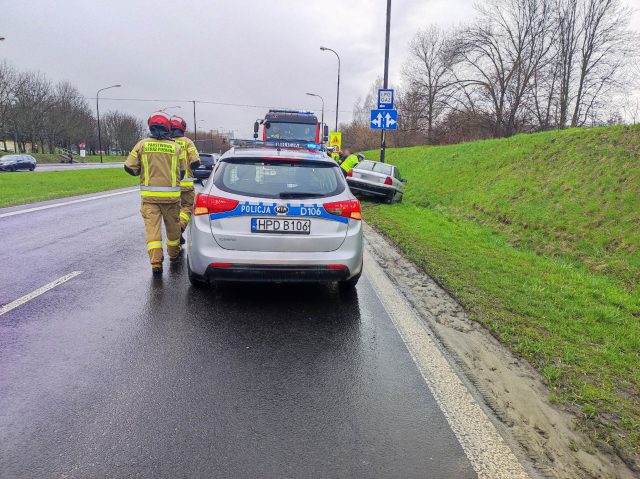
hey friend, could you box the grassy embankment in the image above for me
[0,169,137,208]
[362,125,640,462]
[0,152,124,163]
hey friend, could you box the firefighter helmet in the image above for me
[170,115,187,133]
[148,111,171,131]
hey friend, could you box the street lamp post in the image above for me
[305,92,324,146]
[96,84,121,163]
[320,46,340,132]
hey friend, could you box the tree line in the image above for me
[343,0,638,150]
[0,61,144,155]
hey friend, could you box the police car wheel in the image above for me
[338,268,362,291]
[187,261,208,288]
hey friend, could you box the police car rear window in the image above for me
[214,158,344,200]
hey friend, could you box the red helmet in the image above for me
[148,111,171,130]
[170,115,187,133]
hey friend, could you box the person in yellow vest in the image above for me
[340,152,363,177]
[170,116,200,243]
[124,112,184,275]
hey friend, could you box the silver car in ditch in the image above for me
[187,140,363,289]
[347,160,406,203]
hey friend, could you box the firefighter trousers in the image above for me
[140,201,181,265]
[179,187,196,230]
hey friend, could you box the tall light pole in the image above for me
[306,92,324,145]
[380,0,392,163]
[320,46,340,132]
[96,84,121,163]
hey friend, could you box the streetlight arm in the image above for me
[320,47,341,132]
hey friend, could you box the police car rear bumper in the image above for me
[202,264,350,282]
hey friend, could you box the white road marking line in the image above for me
[0,271,83,317]
[364,251,531,479]
[0,189,137,218]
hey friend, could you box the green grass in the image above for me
[362,125,640,460]
[0,169,137,207]
[0,152,125,163]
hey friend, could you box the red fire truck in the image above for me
[254,110,328,146]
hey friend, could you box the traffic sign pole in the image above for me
[380,0,392,163]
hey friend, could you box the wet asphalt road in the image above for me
[0,191,477,478]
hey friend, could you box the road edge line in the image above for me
[0,271,83,316]
[0,189,137,218]
[364,251,531,479]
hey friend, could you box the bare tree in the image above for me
[10,71,53,152]
[458,0,556,137]
[403,25,459,143]
[0,61,16,151]
[45,81,94,152]
[102,111,144,154]
[571,0,635,126]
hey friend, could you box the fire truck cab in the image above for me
[254,110,329,146]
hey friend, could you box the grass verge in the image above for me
[362,125,640,465]
[0,169,137,208]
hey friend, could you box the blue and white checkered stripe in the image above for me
[209,201,349,224]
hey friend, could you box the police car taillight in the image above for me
[384,176,393,185]
[194,194,239,215]
[323,199,362,220]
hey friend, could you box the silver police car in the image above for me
[187,140,363,289]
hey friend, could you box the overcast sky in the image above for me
[3,0,639,137]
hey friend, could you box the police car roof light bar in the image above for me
[230,139,320,151]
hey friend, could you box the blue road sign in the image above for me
[370,109,398,130]
[377,89,394,109]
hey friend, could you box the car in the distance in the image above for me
[346,160,406,203]
[187,140,363,289]
[193,153,219,181]
[0,154,37,172]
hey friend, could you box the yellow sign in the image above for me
[329,131,342,149]
[143,141,177,154]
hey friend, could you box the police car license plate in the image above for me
[251,218,310,234]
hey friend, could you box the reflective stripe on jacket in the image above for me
[125,138,182,203]
[174,136,200,190]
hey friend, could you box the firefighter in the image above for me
[124,112,184,275]
[340,151,363,177]
[170,116,200,242]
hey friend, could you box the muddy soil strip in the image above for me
[364,223,637,479]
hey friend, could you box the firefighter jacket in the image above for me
[340,154,360,173]
[125,138,183,203]
[173,136,200,190]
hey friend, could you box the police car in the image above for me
[186,139,363,288]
